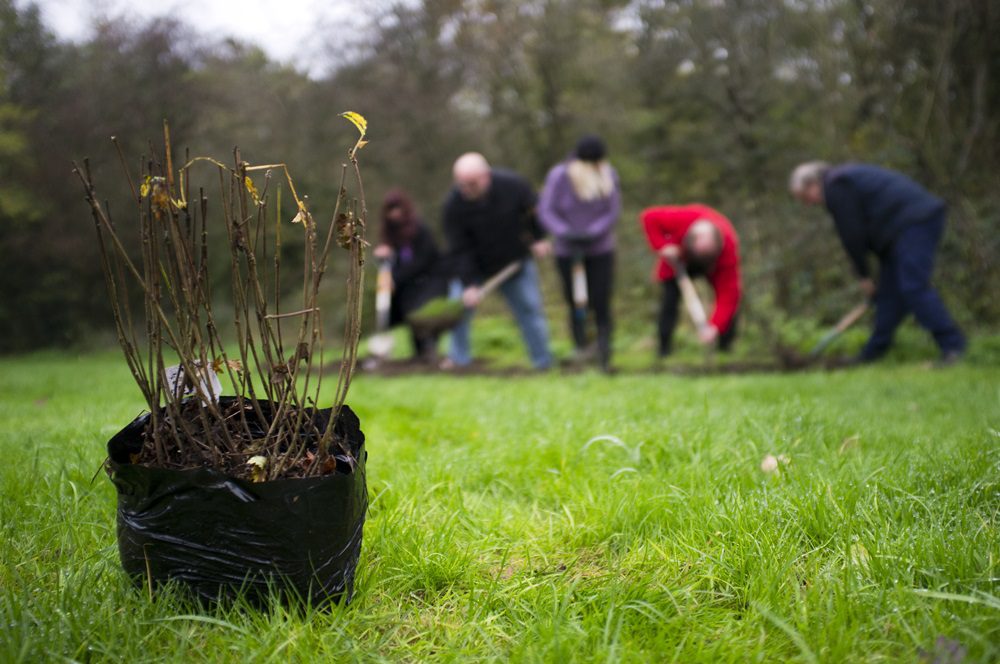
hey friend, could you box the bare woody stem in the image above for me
[79,125,367,478]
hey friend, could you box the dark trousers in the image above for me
[390,297,440,361]
[556,252,614,365]
[409,329,439,361]
[862,214,965,360]
[658,277,737,356]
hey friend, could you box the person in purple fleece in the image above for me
[538,135,621,371]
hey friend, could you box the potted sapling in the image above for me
[75,115,372,607]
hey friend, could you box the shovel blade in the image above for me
[368,333,394,359]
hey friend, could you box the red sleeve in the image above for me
[640,207,695,251]
[708,247,741,332]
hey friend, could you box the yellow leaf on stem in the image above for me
[244,176,260,203]
[339,111,367,136]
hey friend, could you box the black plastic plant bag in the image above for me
[106,400,367,608]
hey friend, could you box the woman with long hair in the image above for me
[538,135,621,371]
[372,188,448,361]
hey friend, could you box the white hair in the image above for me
[789,161,830,194]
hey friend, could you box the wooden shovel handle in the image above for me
[669,258,709,332]
[571,254,588,308]
[833,300,870,334]
[375,259,392,331]
[809,300,871,357]
[479,261,523,298]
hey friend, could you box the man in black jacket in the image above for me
[790,161,965,363]
[443,152,553,369]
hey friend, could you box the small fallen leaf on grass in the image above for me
[761,453,791,474]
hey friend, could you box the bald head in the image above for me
[684,219,723,262]
[453,152,492,200]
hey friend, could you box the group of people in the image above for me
[372,135,966,372]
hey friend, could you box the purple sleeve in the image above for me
[537,166,571,237]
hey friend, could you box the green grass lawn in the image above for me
[1,351,998,662]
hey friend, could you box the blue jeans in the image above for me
[862,214,966,360]
[449,260,553,369]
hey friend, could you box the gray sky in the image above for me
[27,0,366,76]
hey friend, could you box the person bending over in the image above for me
[640,204,742,357]
[789,161,965,364]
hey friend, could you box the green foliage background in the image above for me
[1,0,997,352]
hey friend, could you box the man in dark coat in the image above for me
[790,161,965,363]
[443,152,553,369]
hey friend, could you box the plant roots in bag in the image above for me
[106,400,367,608]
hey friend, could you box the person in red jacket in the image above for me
[640,204,742,356]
